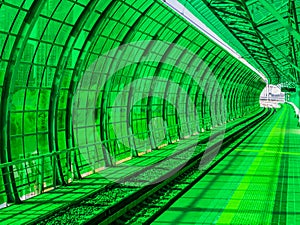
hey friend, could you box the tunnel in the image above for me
[0,0,299,224]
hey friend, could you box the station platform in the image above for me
[153,104,300,224]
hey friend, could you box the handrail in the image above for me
[286,101,300,125]
[0,147,79,169]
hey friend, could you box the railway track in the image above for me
[117,109,274,224]
[33,109,273,225]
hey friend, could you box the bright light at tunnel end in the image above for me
[72,40,227,187]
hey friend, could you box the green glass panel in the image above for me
[0,0,266,208]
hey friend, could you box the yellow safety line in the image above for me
[216,107,288,224]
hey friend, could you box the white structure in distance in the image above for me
[260,85,285,108]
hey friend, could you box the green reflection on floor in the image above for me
[153,104,300,224]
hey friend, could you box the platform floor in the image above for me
[153,104,300,224]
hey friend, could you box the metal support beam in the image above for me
[257,30,299,81]
[259,0,300,44]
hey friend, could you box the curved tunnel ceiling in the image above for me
[180,0,300,85]
[0,0,265,203]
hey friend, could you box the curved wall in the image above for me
[0,0,265,204]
